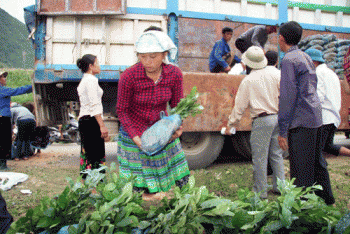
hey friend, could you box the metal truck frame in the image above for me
[28,0,350,169]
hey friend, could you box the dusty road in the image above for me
[39,134,350,166]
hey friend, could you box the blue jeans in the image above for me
[14,119,36,159]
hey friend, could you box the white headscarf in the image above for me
[135,31,177,61]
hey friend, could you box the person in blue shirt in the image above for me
[209,27,241,73]
[0,70,32,170]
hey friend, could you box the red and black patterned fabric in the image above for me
[116,62,183,139]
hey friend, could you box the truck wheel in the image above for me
[231,131,252,160]
[180,132,224,170]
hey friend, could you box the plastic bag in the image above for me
[141,111,182,156]
[0,172,29,191]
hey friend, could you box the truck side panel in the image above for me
[182,73,252,132]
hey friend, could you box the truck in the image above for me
[27,0,350,170]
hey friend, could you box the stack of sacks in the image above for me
[298,34,350,79]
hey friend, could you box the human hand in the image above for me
[132,136,142,149]
[224,66,231,72]
[169,126,183,142]
[225,127,231,135]
[100,126,109,139]
[278,136,288,151]
[240,62,246,70]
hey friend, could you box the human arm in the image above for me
[169,126,183,142]
[278,136,288,151]
[86,78,108,139]
[0,85,32,98]
[227,79,250,128]
[94,114,109,139]
[116,69,139,140]
[341,78,350,95]
[251,27,265,48]
[212,41,230,70]
[316,68,326,104]
[169,68,184,109]
[169,68,184,140]
[278,59,297,139]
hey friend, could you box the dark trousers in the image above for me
[14,119,36,159]
[320,124,341,156]
[0,117,12,160]
[288,127,335,205]
[78,116,105,177]
[210,64,225,73]
[0,193,13,233]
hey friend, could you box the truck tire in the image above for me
[231,131,252,160]
[180,132,224,170]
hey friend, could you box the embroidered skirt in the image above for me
[117,126,190,193]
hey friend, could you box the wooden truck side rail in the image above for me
[182,72,350,132]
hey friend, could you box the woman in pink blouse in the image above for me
[116,30,190,201]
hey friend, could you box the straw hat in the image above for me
[242,46,267,70]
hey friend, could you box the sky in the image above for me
[1,0,36,23]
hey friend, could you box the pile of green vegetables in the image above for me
[8,164,350,234]
[169,86,204,119]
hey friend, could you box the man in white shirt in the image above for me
[305,49,350,157]
[225,46,285,199]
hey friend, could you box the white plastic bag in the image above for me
[0,172,29,191]
[141,111,182,156]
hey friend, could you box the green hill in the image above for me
[0,8,35,69]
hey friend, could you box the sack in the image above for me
[324,47,337,54]
[141,111,182,156]
[324,41,337,50]
[309,40,325,46]
[322,34,337,43]
[308,45,323,51]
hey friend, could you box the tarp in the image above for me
[24,5,36,44]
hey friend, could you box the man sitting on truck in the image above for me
[209,27,241,73]
[225,46,285,199]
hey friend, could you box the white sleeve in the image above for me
[316,69,326,104]
[228,79,250,126]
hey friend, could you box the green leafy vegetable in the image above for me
[169,86,204,119]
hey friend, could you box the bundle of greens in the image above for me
[169,86,204,120]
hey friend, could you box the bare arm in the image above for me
[132,136,142,149]
[341,78,350,95]
[94,114,109,139]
